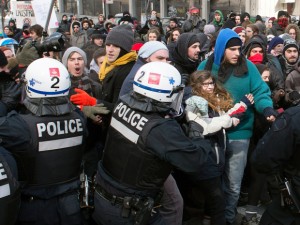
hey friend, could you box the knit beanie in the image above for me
[188,35,200,47]
[283,38,299,55]
[232,26,245,34]
[204,24,215,35]
[106,24,134,52]
[267,36,284,53]
[226,38,242,48]
[277,10,288,19]
[0,50,8,67]
[62,46,87,67]
[138,41,168,58]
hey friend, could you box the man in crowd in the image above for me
[198,28,277,225]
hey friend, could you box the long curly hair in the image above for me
[190,70,234,112]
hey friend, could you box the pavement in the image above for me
[183,204,267,225]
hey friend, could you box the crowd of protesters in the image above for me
[0,7,300,225]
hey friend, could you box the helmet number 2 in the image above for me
[137,71,145,82]
[51,77,60,89]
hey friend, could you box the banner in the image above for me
[11,1,36,28]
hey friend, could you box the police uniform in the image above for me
[0,58,88,225]
[251,104,300,225]
[0,109,87,225]
[92,98,212,225]
[0,146,20,225]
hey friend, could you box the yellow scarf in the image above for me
[99,51,137,81]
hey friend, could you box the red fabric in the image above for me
[248,53,263,64]
[229,105,246,117]
[131,42,144,51]
[70,88,97,106]
[277,18,289,29]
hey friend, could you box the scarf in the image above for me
[99,51,137,81]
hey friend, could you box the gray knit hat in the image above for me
[106,24,134,52]
[138,41,168,58]
[62,46,87,67]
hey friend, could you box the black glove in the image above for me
[188,121,204,139]
[263,107,279,118]
[0,81,21,111]
[289,91,300,101]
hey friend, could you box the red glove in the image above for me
[70,88,97,106]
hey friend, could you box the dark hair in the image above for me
[29,24,44,37]
[93,48,106,62]
[190,70,233,112]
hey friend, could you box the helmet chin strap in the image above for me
[23,96,75,116]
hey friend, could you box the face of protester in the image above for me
[244,15,250,21]
[67,52,85,77]
[267,20,273,28]
[62,15,68,21]
[172,30,181,42]
[235,16,241,25]
[82,22,90,30]
[224,46,241,65]
[273,44,284,55]
[30,31,39,40]
[201,78,215,94]
[284,47,299,64]
[106,44,121,63]
[73,25,80,33]
[245,27,255,39]
[238,32,246,45]
[93,38,104,47]
[214,13,221,22]
[148,32,158,41]
[288,28,297,40]
[188,42,200,61]
[146,49,169,63]
[169,21,177,29]
[4,49,14,59]
[4,27,10,35]
[250,47,263,57]
[261,70,270,82]
[96,56,105,67]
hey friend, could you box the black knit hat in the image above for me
[0,50,8,67]
[106,24,134,52]
[226,38,242,48]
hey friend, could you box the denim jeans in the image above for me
[223,139,250,224]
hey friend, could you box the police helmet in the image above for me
[133,62,182,103]
[25,58,70,98]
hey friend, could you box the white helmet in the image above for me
[133,62,182,103]
[25,58,70,98]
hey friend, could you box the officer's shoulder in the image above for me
[271,105,300,131]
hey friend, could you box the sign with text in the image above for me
[11,1,36,28]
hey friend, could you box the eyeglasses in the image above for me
[202,81,215,87]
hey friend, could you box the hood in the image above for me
[214,28,240,66]
[170,32,200,72]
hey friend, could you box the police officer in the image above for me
[0,58,88,225]
[91,62,212,225]
[0,146,20,225]
[251,104,300,225]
